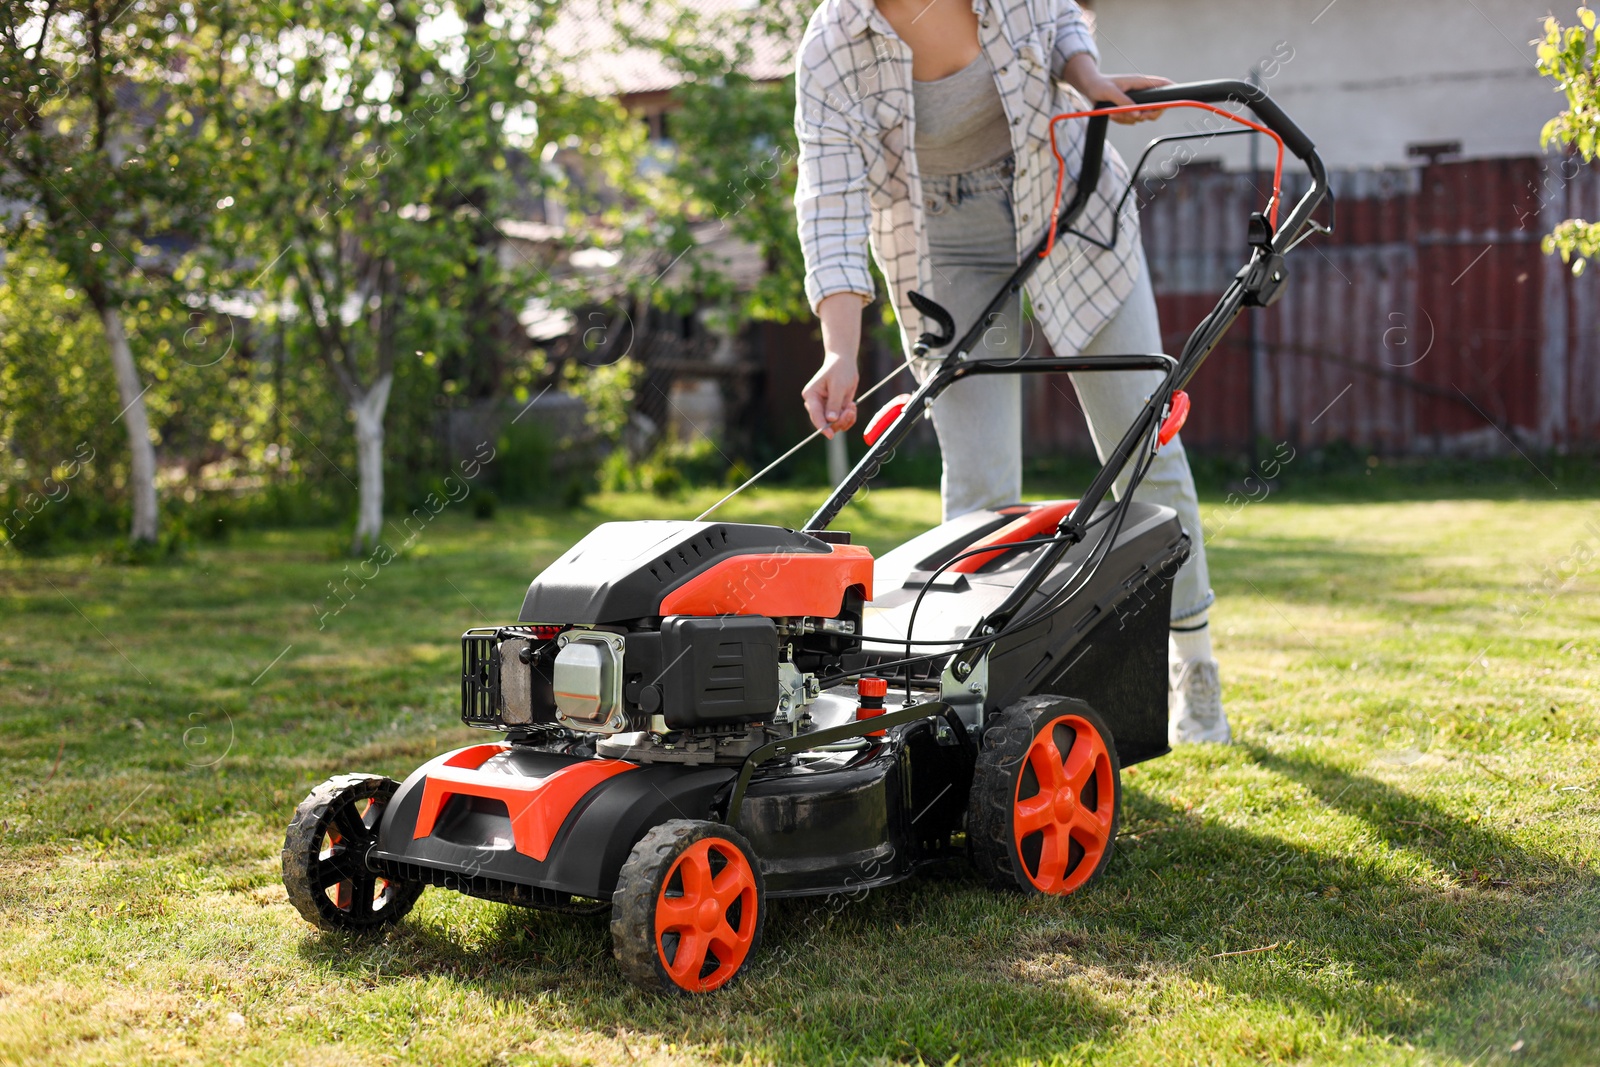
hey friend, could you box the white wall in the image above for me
[1091,0,1564,171]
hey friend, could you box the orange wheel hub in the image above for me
[1012,714,1115,894]
[654,838,759,992]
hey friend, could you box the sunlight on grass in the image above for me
[1,488,1596,1065]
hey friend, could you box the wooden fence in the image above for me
[1022,154,1600,456]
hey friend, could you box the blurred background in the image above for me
[2,0,1595,557]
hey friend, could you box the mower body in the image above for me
[364,501,1185,905]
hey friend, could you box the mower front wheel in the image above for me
[282,773,422,932]
[969,696,1121,896]
[611,820,766,994]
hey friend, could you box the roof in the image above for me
[548,0,797,97]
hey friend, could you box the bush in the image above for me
[600,437,734,497]
[0,243,127,545]
[0,478,122,554]
[491,418,555,504]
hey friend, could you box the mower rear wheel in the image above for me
[282,773,422,932]
[611,820,765,994]
[969,696,1121,895]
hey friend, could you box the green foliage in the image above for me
[0,0,829,542]
[599,434,731,496]
[220,3,475,388]
[0,0,237,544]
[210,0,597,548]
[490,418,554,504]
[562,356,640,443]
[0,1,222,308]
[608,1,812,325]
[0,243,118,501]
[0,234,377,552]
[107,525,189,564]
[1538,7,1600,272]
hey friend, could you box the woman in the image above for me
[793,0,1228,743]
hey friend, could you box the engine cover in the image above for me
[517,520,870,625]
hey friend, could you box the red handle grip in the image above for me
[862,393,912,446]
[1158,390,1190,448]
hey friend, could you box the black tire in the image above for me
[611,819,765,994]
[968,696,1121,895]
[282,773,422,932]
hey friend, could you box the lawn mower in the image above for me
[282,82,1330,994]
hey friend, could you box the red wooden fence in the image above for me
[1021,155,1600,456]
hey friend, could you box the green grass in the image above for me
[1,484,1597,1066]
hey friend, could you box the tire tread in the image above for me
[610,819,765,994]
[968,695,1121,894]
[282,773,421,931]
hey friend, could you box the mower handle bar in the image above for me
[1125,79,1329,244]
[802,82,1332,680]
[1125,80,1314,161]
[905,80,1328,361]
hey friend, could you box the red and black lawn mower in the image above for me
[282,82,1330,994]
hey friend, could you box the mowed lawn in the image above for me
[1,484,1597,1066]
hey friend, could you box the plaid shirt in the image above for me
[794,0,1141,357]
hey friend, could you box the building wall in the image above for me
[1092,0,1561,171]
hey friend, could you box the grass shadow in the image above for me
[286,746,1593,1065]
[1077,748,1597,1064]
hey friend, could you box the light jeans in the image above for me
[913,157,1213,623]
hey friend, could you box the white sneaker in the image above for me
[1169,658,1231,744]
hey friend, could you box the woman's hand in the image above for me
[802,351,860,439]
[1062,55,1172,124]
[803,291,867,438]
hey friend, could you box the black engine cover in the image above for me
[657,615,780,728]
[518,521,831,625]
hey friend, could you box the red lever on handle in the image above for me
[1158,390,1190,448]
[862,393,912,446]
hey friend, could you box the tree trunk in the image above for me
[827,433,850,485]
[98,305,159,544]
[349,373,393,555]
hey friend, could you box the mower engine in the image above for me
[460,520,872,762]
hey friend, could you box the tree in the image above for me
[1538,6,1600,272]
[607,0,811,326]
[223,0,576,553]
[598,1,906,479]
[0,0,220,545]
